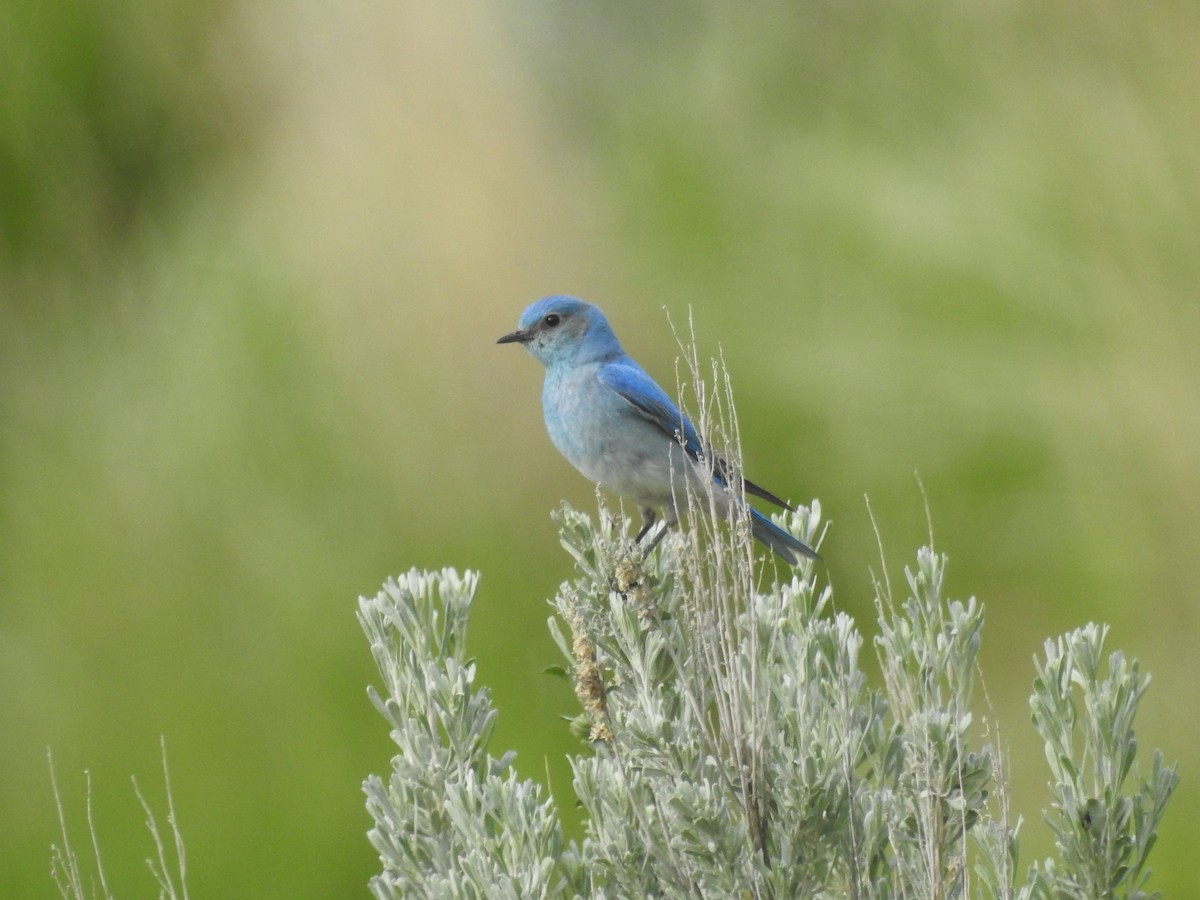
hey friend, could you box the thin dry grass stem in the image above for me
[85,771,112,900]
[916,471,936,550]
[667,308,778,878]
[48,742,188,900]
[48,749,107,900]
[975,701,1018,900]
[865,493,893,611]
[132,737,189,900]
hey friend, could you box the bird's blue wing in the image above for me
[597,361,705,460]
[596,361,793,510]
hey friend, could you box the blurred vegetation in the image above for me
[2,1,1196,896]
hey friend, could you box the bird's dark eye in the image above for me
[543,314,561,327]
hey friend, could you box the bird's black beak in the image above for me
[496,328,531,345]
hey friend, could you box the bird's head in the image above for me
[497,296,620,367]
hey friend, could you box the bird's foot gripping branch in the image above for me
[359,504,1177,899]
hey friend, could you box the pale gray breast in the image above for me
[541,364,682,506]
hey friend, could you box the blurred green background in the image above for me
[3,1,1197,895]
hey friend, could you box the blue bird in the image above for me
[498,296,819,564]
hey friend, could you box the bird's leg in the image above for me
[638,504,677,559]
[634,508,657,544]
[640,521,672,557]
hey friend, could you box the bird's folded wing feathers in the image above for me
[596,362,793,511]
[597,362,704,457]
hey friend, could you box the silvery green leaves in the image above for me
[359,569,577,900]
[1024,624,1178,900]
[360,518,1176,898]
[872,547,995,896]
[551,502,981,897]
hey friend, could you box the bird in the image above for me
[497,296,820,564]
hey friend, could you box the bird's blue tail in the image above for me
[749,507,821,564]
